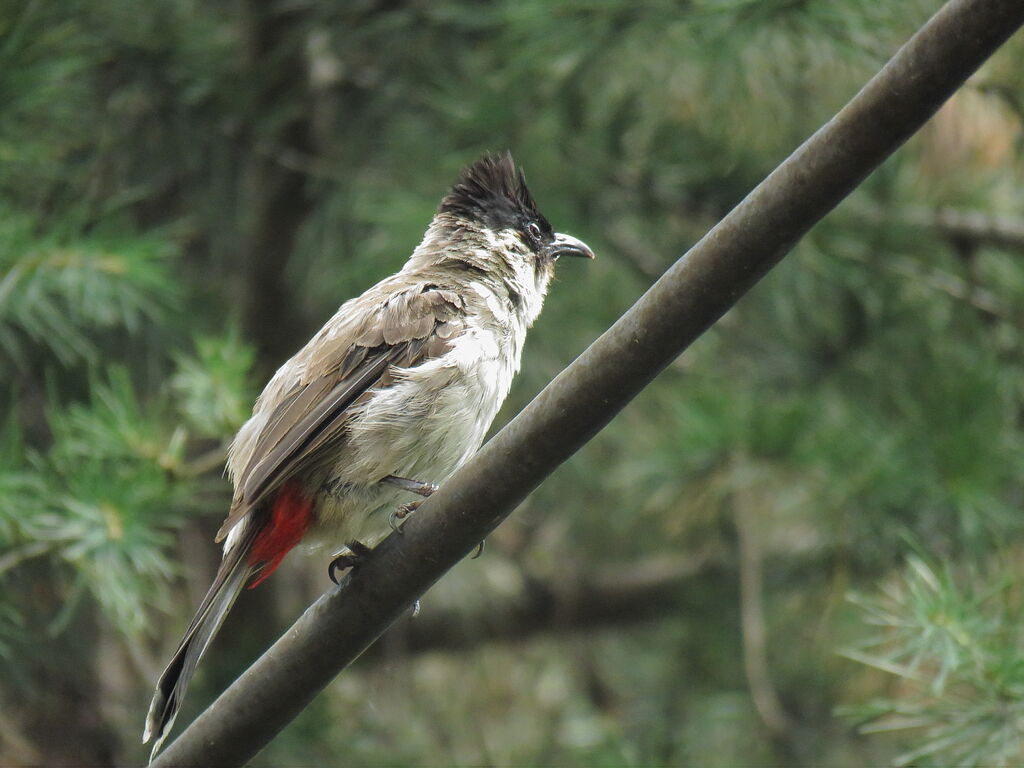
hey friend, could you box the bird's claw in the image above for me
[471,540,485,559]
[328,540,373,584]
[389,500,421,533]
[328,555,354,585]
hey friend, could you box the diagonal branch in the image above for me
[151,2,1024,764]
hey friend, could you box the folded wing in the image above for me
[216,285,465,542]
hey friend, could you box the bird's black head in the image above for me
[439,152,594,265]
[440,152,543,232]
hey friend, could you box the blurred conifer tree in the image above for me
[2,0,1023,764]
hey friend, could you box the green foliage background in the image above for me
[2,0,1023,765]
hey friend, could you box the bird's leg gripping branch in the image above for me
[379,475,441,497]
[378,475,484,556]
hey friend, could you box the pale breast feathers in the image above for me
[217,284,466,542]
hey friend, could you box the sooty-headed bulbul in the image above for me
[143,152,594,757]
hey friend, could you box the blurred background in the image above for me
[2,0,1024,765]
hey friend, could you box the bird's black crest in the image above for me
[440,152,542,231]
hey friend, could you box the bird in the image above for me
[143,152,594,757]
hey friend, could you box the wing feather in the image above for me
[215,285,465,542]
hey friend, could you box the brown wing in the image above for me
[215,285,465,542]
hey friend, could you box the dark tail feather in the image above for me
[143,527,256,761]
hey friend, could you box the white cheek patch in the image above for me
[500,229,527,252]
[479,230,553,327]
[480,228,501,249]
[481,227,526,253]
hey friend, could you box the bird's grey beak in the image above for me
[545,233,595,262]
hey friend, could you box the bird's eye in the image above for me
[526,221,542,242]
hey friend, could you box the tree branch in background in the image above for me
[368,552,718,659]
[857,204,1024,254]
[840,250,1008,320]
[152,1,1024,764]
[239,0,316,367]
[735,499,793,738]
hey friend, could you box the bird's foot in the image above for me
[328,540,373,585]
[380,475,439,498]
[381,475,439,533]
[389,500,422,533]
[471,540,485,559]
